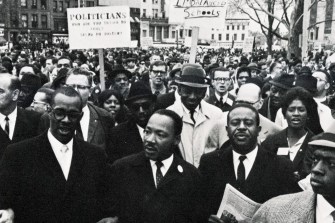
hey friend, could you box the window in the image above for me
[41,15,47,28]
[232,25,234,30]
[310,31,314,40]
[21,14,28,28]
[32,14,38,28]
[226,34,229,41]
[227,25,229,30]
[242,33,245,41]
[149,26,154,37]
[162,11,165,18]
[189,30,192,36]
[172,30,175,39]
[143,9,146,17]
[315,27,319,40]
[53,1,57,12]
[143,30,147,37]
[324,0,334,34]
[21,0,27,7]
[41,0,47,9]
[32,0,37,8]
[211,34,214,40]
[59,1,63,12]
[164,27,169,38]
[143,0,146,2]
[152,9,158,18]
[234,33,237,40]
[218,34,222,41]
[86,1,94,7]
[66,1,70,8]
[242,25,245,30]
[237,25,240,30]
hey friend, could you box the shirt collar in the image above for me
[288,133,307,148]
[150,154,174,170]
[215,91,228,102]
[82,105,89,115]
[47,129,73,152]
[317,194,335,219]
[0,106,17,121]
[181,102,200,114]
[314,96,327,103]
[232,145,258,165]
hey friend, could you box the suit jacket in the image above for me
[107,119,143,164]
[199,145,299,217]
[0,107,41,159]
[39,102,114,150]
[204,88,235,112]
[155,91,176,110]
[111,152,205,223]
[252,190,315,223]
[261,128,314,179]
[0,131,114,223]
[259,97,280,122]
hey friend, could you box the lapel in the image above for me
[38,131,67,184]
[292,130,314,169]
[273,129,289,152]
[87,104,98,143]
[218,148,237,187]
[127,120,143,145]
[12,107,28,140]
[245,147,268,185]
[131,152,156,191]
[157,156,183,189]
[65,138,86,195]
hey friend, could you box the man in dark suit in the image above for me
[110,109,205,223]
[205,67,235,112]
[107,81,156,164]
[0,72,41,159]
[199,103,299,222]
[0,87,117,223]
[39,67,114,150]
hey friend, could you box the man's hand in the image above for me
[0,209,14,223]
[96,216,118,223]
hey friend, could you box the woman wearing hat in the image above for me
[107,67,132,99]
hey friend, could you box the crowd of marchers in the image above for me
[0,44,335,223]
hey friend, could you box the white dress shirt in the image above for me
[215,92,233,106]
[150,154,174,187]
[181,103,200,124]
[48,130,73,180]
[316,194,335,223]
[287,133,307,161]
[232,146,258,180]
[0,107,17,140]
[79,105,90,141]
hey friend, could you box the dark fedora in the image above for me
[125,81,156,104]
[269,74,294,90]
[298,66,312,76]
[309,132,335,148]
[176,63,209,88]
[294,75,317,93]
[109,68,133,80]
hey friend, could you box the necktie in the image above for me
[190,109,196,124]
[4,116,9,136]
[237,155,247,189]
[156,161,164,187]
[60,145,69,154]
[219,96,224,108]
[154,90,160,95]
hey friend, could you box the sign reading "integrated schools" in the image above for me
[67,6,130,49]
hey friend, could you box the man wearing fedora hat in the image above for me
[167,64,223,167]
[259,74,294,122]
[107,81,158,164]
[252,132,335,223]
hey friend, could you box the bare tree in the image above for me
[231,0,303,59]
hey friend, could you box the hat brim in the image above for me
[269,80,291,90]
[125,94,157,105]
[175,80,209,88]
[309,139,335,148]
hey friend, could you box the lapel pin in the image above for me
[177,165,183,173]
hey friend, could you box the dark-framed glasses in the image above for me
[214,77,230,83]
[65,84,90,90]
[51,108,82,121]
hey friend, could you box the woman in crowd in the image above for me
[98,89,128,126]
[261,87,322,181]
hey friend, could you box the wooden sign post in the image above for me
[189,27,199,64]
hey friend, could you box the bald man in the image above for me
[206,81,283,151]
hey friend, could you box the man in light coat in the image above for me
[167,64,223,167]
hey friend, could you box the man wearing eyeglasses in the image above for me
[149,60,168,95]
[205,67,235,112]
[107,81,158,164]
[0,87,118,223]
[39,67,114,150]
[29,88,54,114]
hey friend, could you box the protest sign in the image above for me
[141,37,153,49]
[243,37,254,53]
[67,6,131,49]
[217,184,261,223]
